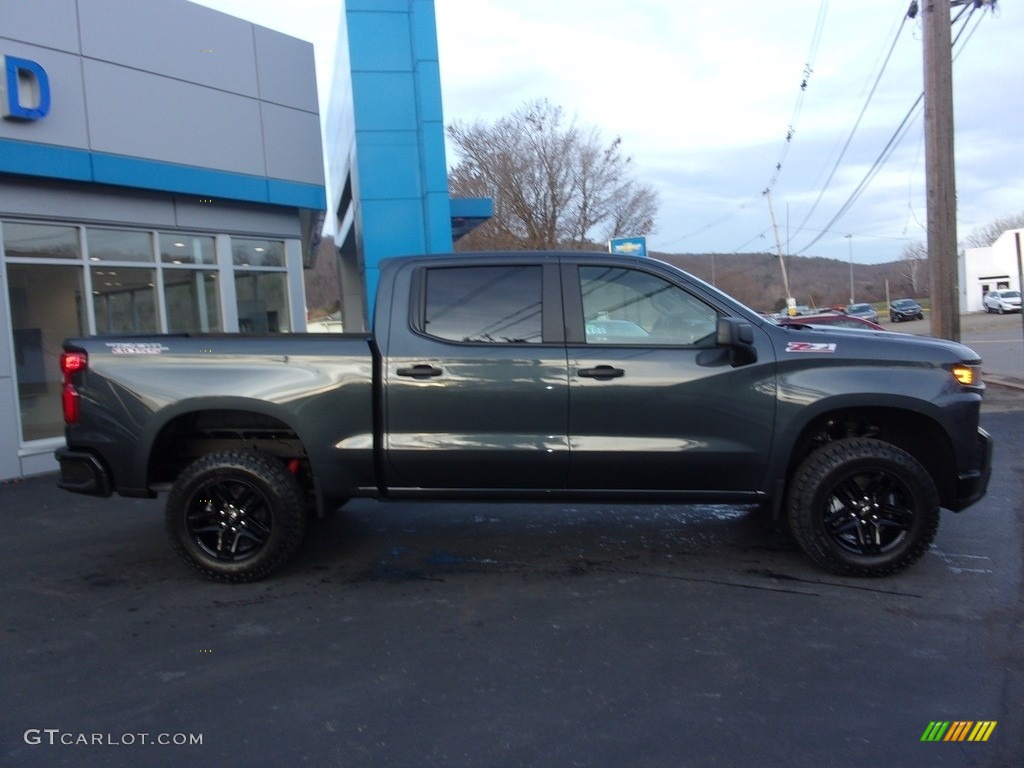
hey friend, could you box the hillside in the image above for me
[653,251,923,313]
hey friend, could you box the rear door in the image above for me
[381,259,569,491]
[563,258,777,493]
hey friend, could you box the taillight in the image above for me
[61,351,87,424]
[61,352,87,375]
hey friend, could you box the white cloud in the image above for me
[194,0,1024,264]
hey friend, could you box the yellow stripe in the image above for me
[969,721,997,742]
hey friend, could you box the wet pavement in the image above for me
[2,390,1022,767]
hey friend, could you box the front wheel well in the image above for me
[787,407,956,506]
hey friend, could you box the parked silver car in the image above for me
[983,289,1022,314]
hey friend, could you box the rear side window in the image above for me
[423,265,543,343]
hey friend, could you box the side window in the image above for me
[580,266,717,345]
[423,265,543,343]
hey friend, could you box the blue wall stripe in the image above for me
[0,138,325,210]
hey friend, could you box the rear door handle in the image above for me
[577,365,625,380]
[396,364,444,379]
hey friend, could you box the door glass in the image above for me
[424,265,543,343]
[580,266,717,345]
[6,264,87,441]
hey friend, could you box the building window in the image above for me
[160,232,215,265]
[86,228,154,262]
[5,263,87,441]
[3,220,299,445]
[232,238,284,267]
[3,222,80,259]
[91,267,158,334]
[233,238,289,333]
[165,270,221,333]
[159,233,220,333]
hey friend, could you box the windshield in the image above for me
[1001,291,1020,299]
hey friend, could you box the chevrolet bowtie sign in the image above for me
[609,236,647,257]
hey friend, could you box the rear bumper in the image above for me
[950,427,992,512]
[55,447,112,497]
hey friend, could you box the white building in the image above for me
[960,228,1023,313]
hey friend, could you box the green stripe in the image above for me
[921,721,950,742]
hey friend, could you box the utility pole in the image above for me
[922,0,960,341]
[846,234,854,305]
[764,189,794,314]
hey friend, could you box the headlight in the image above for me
[951,364,982,386]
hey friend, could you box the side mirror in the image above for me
[716,317,757,367]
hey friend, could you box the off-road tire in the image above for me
[787,438,939,577]
[166,450,307,583]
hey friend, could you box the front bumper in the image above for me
[950,427,992,512]
[55,447,112,497]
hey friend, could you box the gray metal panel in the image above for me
[261,103,326,186]
[83,59,266,176]
[0,179,177,227]
[0,0,80,53]
[0,44,88,149]
[174,198,300,237]
[254,25,319,113]
[77,0,259,97]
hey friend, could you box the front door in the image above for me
[564,261,777,493]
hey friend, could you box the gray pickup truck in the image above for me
[55,252,992,582]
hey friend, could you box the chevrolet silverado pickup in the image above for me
[55,252,992,582]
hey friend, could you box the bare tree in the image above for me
[962,211,1024,248]
[900,240,927,294]
[447,99,658,250]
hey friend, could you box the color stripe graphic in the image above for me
[920,721,997,742]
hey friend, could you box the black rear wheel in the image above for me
[787,438,939,577]
[166,450,307,582]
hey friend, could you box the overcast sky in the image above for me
[196,0,1023,265]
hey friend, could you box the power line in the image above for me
[792,2,984,255]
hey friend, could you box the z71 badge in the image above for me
[786,341,837,353]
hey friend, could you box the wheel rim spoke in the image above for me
[824,469,913,556]
[186,477,272,562]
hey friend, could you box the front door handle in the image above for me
[396,364,444,379]
[577,365,625,380]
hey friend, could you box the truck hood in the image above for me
[774,324,982,363]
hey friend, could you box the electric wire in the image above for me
[791,2,983,254]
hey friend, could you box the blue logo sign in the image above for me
[4,56,51,121]
[609,236,647,257]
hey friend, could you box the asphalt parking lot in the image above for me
[2,381,1021,768]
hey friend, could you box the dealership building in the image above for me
[0,0,327,480]
[0,0,489,481]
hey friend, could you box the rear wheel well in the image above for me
[148,409,313,500]
[788,407,956,507]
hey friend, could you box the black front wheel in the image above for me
[166,451,307,582]
[786,438,939,577]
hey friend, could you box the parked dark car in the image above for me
[775,313,885,331]
[845,302,879,323]
[889,299,924,322]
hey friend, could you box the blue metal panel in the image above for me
[351,72,418,132]
[347,13,413,71]
[0,139,325,210]
[0,138,91,180]
[356,138,423,200]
